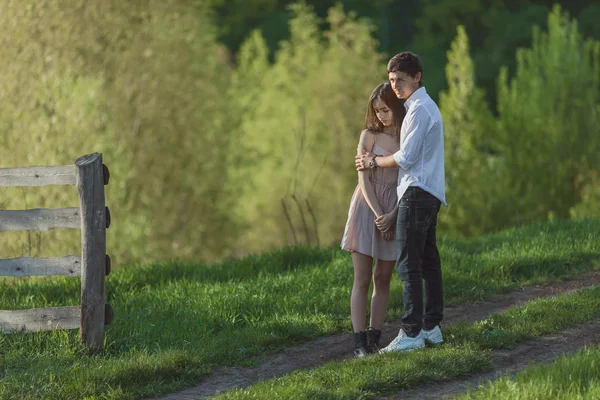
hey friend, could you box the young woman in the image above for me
[341,82,405,356]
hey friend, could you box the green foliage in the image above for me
[230,2,385,253]
[206,1,600,105]
[399,1,597,104]
[0,1,235,262]
[438,26,497,236]
[570,171,600,219]
[495,5,600,225]
[412,1,552,103]
[1,1,599,261]
[439,7,600,236]
[205,0,412,57]
[229,4,600,246]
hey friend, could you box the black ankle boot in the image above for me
[366,328,382,353]
[353,331,368,357]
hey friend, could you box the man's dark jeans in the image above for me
[396,186,443,337]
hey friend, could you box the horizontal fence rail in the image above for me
[0,208,81,232]
[0,165,77,187]
[0,306,80,333]
[0,256,81,277]
[0,153,111,354]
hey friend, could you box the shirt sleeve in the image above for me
[393,106,431,170]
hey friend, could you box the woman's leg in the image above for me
[351,252,373,332]
[369,259,395,329]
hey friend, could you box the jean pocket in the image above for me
[396,205,410,242]
[415,206,436,235]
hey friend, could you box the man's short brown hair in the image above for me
[387,52,423,85]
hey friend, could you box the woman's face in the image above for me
[373,98,394,127]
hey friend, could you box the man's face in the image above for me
[388,71,421,100]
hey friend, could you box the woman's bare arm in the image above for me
[357,130,384,218]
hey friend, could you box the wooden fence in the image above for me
[0,153,112,353]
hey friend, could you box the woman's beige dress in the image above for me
[341,137,399,261]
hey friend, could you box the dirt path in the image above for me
[393,320,600,399]
[147,271,600,400]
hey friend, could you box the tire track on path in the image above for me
[148,270,600,400]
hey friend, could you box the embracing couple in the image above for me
[341,51,446,356]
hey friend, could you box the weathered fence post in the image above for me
[0,153,112,350]
[76,153,107,353]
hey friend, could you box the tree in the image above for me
[495,5,600,225]
[409,1,597,106]
[439,7,600,236]
[438,26,498,237]
[231,2,385,253]
[0,1,236,262]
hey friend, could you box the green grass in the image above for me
[216,285,600,399]
[218,345,490,400]
[0,218,599,399]
[458,345,600,399]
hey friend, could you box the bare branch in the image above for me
[281,198,297,245]
[291,194,311,246]
[305,198,320,247]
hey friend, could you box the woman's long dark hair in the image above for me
[364,82,405,141]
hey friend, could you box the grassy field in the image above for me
[458,345,600,399]
[0,218,599,399]
[215,285,600,399]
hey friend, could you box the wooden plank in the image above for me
[0,306,80,333]
[0,165,77,187]
[76,153,107,353]
[0,208,81,232]
[0,256,81,277]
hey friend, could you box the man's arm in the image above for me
[355,153,397,170]
[355,106,432,171]
[393,107,431,170]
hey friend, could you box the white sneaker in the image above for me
[422,325,444,345]
[379,329,425,353]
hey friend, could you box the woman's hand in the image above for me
[375,212,395,233]
[381,229,395,241]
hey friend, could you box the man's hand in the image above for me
[355,146,375,171]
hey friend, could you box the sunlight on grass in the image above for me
[218,345,490,400]
[1,218,599,399]
[458,345,600,399]
[214,285,600,399]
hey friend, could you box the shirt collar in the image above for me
[404,86,426,110]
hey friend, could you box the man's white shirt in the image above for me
[392,86,446,205]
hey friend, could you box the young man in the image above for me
[355,52,446,352]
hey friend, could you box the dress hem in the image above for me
[340,246,397,262]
